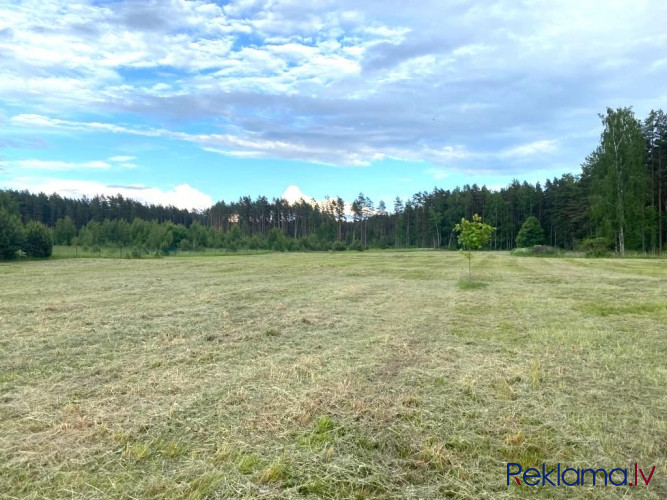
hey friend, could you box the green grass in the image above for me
[1,251,665,499]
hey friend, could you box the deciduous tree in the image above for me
[454,214,495,279]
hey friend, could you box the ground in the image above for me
[1,251,665,499]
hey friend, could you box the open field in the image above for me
[1,251,665,499]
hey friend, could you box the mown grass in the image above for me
[1,252,665,499]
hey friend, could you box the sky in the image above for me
[1,0,666,210]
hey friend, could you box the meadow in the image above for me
[1,251,665,499]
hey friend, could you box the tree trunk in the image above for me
[659,152,663,252]
[659,183,663,252]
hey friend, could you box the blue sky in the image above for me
[1,0,666,210]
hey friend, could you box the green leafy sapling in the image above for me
[453,214,496,279]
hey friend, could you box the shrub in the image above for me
[516,216,545,248]
[581,237,612,257]
[247,235,267,250]
[332,241,347,251]
[0,208,24,260]
[267,228,289,251]
[349,240,364,251]
[22,221,53,258]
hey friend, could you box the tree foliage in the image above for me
[22,221,53,258]
[0,192,25,259]
[0,208,24,260]
[54,216,76,245]
[588,108,647,255]
[454,214,496,278]
[516,216,546,248]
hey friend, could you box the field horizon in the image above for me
[1,251,665,499]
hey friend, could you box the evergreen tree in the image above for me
[516,216,546,247]
[22,221,52,258]
[1,193,24,260]
[0,208,24,260]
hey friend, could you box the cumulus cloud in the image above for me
[282,185,313,204]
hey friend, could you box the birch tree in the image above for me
[590,108,647,255]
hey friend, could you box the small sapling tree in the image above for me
[453,214,495,279]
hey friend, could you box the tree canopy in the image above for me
[454,214,496,278]
[516,216,546,248]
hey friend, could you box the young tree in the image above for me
[454,214,496,279]
[0,207,24,259]
[516,216,546,248]
[22,221,53,258]
[393,197,404,247]
[54,216,77,245]
[334,197,345,242]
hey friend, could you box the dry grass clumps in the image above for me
[1,252,665,498]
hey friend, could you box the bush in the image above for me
[22,221,53,258]
[0,208,24,260]
[247,235,267,250]
[581,237,612,257]
[332,241,347,251]
[267,228,289,251]
[349,240,364,251]
[516,216,545,248]
[373,237,391,249]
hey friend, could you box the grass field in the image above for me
[1,251,665,499]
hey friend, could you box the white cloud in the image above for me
[499,140,558,159]
[424,168,449,180]
[5,178,213,211]
[280,185,360,218]
[0,159,111,171]
[108,155,135,162]
[202,147,263,158]
[282,184,313,203]
[2,0,666,176]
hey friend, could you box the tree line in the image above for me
[0,107,665,259]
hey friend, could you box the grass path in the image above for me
[1,252,665,498]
